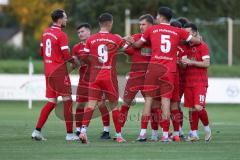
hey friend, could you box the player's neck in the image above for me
[52,23,61,28]
[99,28,110,33]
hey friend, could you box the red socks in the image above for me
[112,109,122,133]
[63,100,73,133]
[36,102,56,130]
[75,106,84,129]
[141,115,151,129]
[119,104,130,127]
[151,108,161,130]
[82,107,95,127]
[189,110,199,131]
[198,108,209,126]
[171,109,181,132]
[99,104,110,126]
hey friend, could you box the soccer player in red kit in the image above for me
[127,7,201,142]
[181,23,212,142]
[72,23,111,139]
[119,14,160,142]
[79,13,126,143]
[31,9,79,141]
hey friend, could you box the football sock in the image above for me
[63,100,73,133]
[99,104,110,127]
[36,101,56,131]
[198,108,209,126]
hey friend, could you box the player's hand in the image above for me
[72,56,81,66]
[123,36,135,45]
[181,58,193,66]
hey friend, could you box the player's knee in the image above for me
[62,96,72,101]
[194,105,203,111]
[48,98,57,104]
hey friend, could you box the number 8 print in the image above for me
[45,39,52,57]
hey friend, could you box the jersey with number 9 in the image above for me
[83,32,124,71]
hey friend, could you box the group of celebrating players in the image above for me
[31,6,212,144]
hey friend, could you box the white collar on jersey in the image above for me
[51,25,62,29]
[99,31,109,33]
[160,23,170,25]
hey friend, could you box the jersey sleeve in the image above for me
[72,44,78,56]
[141,27,151,42]
[83,38,90,53]
[59,32,72,61]
[59,33,70,52]
[179,28,192,42]
[124,46,135,55]
[201,43,210,60]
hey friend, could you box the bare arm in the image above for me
[181,58,210,68]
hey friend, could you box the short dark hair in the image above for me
[170,20,182,28]
[177,17,189,27]
[158,7,172,21]
[184,22,198,32]
[98,13,113,24]
[139,14,154,24]
[76,23,91,30]
[51,9,65,22]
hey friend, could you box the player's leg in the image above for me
[120,78,139,128]
[62,95,79,141]
[193,86,211,142]
[170,74,181,142]
[79,80,102,143]
[31,76,58,141]
[79,99,98,143]
[75,81,88,136]
[136,96,152,142]
[170,101,181,142]
[32,98,57,141]
[184,87,200,141]
[98,99,111,139]
[159,73,175,142]
[150,99,161,141]
[75,102,85,136]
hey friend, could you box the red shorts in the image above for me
[45,75,71,98]
[88,73,118,102]
[123,72,146,103]
[143,64,175,99]
[184,86,207,108]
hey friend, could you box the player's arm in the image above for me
[125,36,145,48]
[182,57,210,68]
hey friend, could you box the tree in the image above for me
[6,0,65,39]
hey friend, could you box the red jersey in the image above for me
[125,33,151,74]
[185,42,210,87]
[141,23,192,72]
[72,42,87,81]
[84,31,125,76]
[40,25,70,76]
[177,44,188,82]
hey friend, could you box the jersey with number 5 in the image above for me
[40,25,70,76]
[141,23,192,72]
[83,32,124,72]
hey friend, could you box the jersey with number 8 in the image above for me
[40,25,70,76]
[141,23,192,72]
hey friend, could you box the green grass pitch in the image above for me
[0,101,240,160]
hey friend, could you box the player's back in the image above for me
[41,25,68,76]
[144,24,190,72]
[85,32,124,71]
